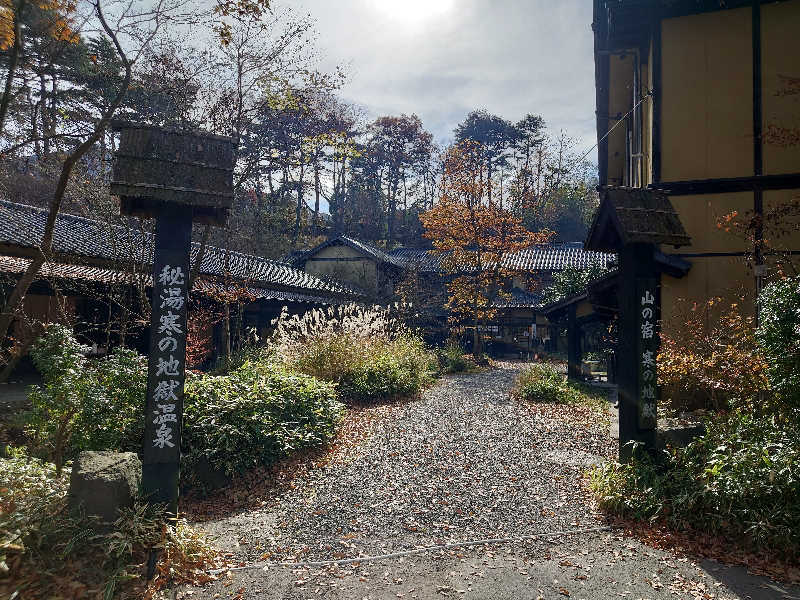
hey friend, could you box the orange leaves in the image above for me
[0,0,79,51]
[658,296,769,410]
[420,140,551,327]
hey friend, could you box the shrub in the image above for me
[26,325,146,473]
[757,275,800,412]
[589,410,800,558]
[24,327,343,486]
[512,363,574,403]
[182,361,343,481]
[337,335,437,402]
[658,297,769,411]
[271,304,437,402]
[438,340,473,374]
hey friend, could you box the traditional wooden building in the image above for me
[0,200,366,370]
[589,0,800,456]
[289,235,614,357]
[594,0,800,327]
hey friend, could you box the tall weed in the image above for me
[270,304,437,402]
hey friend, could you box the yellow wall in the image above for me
[661,7,753,181]
[607,53,634,186]
[304,244,379,293]
[761,1,800,175]
[661,192,755,325]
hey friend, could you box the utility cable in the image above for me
[208,524,616,575]
[566,90,654,175]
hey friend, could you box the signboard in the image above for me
[636,278,658,430]
[141,209,192,509]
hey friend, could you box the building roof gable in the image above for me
[585,186,691,251]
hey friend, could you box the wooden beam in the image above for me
[653,173,800,195]
[652,20,662,184]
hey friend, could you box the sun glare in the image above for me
[369,0,455,26]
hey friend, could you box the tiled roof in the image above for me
[387,247,442,272]
[492,287,544,309]
[0,255,344,305]
[502,245,615,271]
[0,200,365,300]
[387,244,615,273]
[0,255,134,285]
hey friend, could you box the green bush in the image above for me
[182,361,344,480]
[26,326,146,473]
[437,341,473,374]
[24,326,343,485]
[512,363,607,406]
[338,335,437,402]
[272,304,437,403]
[757,275,800,411]
[589,410,800,557]
[512,363,576,403]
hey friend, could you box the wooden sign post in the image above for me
[584,187,692,463]
[110,123,235,514]
[141,207,193,512]
[617,243,658,461]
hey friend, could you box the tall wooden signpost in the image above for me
[110,123,235,513]
[585,187,691,462]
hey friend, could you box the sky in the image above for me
[292,0,597,155]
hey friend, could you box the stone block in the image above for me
[68,451,142,523]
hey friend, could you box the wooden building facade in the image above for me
[594,0,800,331]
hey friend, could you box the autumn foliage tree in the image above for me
[421,140,550,359]
[657,296,769,411]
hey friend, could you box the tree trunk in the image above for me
[293,152,305,245]
[487,156,492,206]
[0,1,131,370]
[472,318,482,361]
[0,0,24,137]
[313,162,321,237]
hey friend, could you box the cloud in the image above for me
[293,0,597,156]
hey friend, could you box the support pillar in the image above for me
[617,243,658,461]
[567,305,582,381]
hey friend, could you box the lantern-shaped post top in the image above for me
[110,121,237,226]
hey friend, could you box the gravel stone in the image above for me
[200,362,613,563]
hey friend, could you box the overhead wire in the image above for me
[565,90,654,176]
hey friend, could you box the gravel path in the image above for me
[182,363,799,599]
[199,362,612,564]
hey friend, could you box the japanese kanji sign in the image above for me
[141,209,193,508]
[637,278,658,430]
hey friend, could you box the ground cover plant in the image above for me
[589,411,800,559]
[0,449,224,599]
[590,275,800,563]
[511,362,606,407]
[270,304,438,403]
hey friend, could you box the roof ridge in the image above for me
[0,199,365,298]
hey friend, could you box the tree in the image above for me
[454,109,518,207]
[540,263,609,305]
[365,114,433,246]
[0,0,277,375]
[421,140,550,359]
